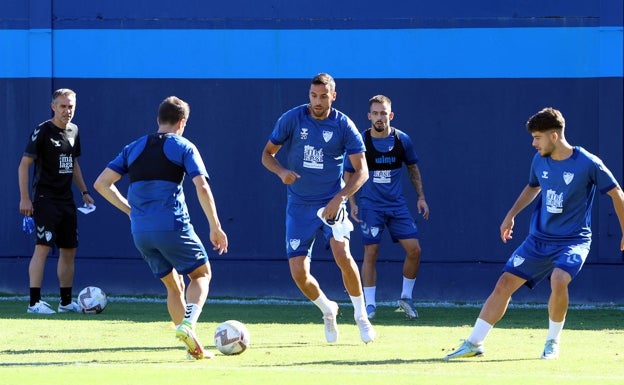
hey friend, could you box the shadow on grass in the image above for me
[251,356,539,367]
[0,345,175,356]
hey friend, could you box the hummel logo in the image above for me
[541,171,549,179]
[31,128,40,142]
[566,255,580,265]
[50,138,61,147]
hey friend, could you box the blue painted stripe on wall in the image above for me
[2,27,622,79]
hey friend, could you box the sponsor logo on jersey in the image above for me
[58,154,74,174]
[545,189,563,213]
[303,145,323,169]
[372,170,392,184]
[375,155,396,164]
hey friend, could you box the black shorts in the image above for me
[33,199,78,248]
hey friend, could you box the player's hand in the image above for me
[19,199,34,216]
[349,202,362,223]
[500,216,515,243]
[278,169,300,185]
[417,198,429,220]
[210,228,229,255]
[321,196,343,222]
[619,235,624,251]
[82,193,95,205]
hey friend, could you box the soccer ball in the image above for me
[78,286,108,314]
[214,320,250,355]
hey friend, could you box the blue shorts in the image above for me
[285,202,333,259]
[358,206,419,245]
[503,236,591,289]
[132,225,209,278]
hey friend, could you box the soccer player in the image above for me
[344,95,429,320]
[18,88,94,314]
[94,96,228,360]
[261,73,376,344]
[444,107,624,360]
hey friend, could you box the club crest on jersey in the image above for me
[512,254,525,267]
[300,128,308,140]
[322,130,333,143]
[289,239,300,250]
[563,172,574,185]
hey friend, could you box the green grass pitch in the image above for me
[1,298,623,385]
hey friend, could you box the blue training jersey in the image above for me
[528,146,619,242]
[106,133,209,233]
[269,104,365,204]
[345,128,418,210]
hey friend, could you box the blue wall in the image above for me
[1,1,622,302]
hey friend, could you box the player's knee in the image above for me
[550,269,572,288]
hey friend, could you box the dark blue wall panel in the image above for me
[4,78,621,263]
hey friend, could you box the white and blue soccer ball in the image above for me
[78,286,108,314]
[214,320,250,355]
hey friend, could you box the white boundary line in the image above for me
[1,295,623,310]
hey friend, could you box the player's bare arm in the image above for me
[93,168,131,215]
[500,184,541,242]
[342,171,362,222]
[407,164,429,219]
[73,159,94,205]
[261,140,300,185]
[18,155,34,215]
[321,152,368,221]
[606,186,624,251]
[193,174,228,255]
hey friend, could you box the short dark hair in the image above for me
[52,88,76,103]
[526,107,565,133]
[311,73,336,91]
[158,96,190,125]
[369,94,392,107]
